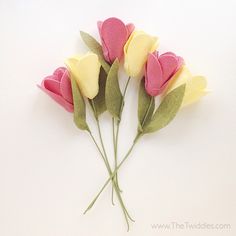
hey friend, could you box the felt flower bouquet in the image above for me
[38,17,208,230]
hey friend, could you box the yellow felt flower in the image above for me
[164,66,208,107]
[65,52,101,99]
[124,30,159,78]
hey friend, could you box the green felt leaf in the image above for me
[105,59,122,119]
[138,79,155,132]
[143,84,186,134]
[89,67,107,117]
[80,31,110,74]
[71,76,89,131]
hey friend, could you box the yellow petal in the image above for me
[182,76,208,107]
[164,66,192,94]
[124,30,159,77]
[163,66,208,107]
[66,53,101,99]
[65,56,81,82]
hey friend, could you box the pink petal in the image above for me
[161,52,184,71]
[60,70,73,103]
[97,21,103,37]
[101,41,111,62]
[126,23,135,36]
[145,53,163,96]
[97,20,111,62]
[53,67,67,81]
[43,78,61,95]
[100,17,129,63]
[159,53,179,82]
[38,84,73,112]
[177,56,184,71]
[160,52,176,57]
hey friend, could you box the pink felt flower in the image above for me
[97,17,135,63]
[145,52,184,96]
[38,67,73,112]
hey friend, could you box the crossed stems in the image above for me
[87,99,134,230]
[85,78,150,230]
[84,132,141,215]
[84,96,155,220]
[111,77,131,199]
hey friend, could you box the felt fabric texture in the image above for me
[65,52,101,99]
[97,17,134,64]
[124,30,159,78]
[145,52,184,96]
[164,66,208,107]
[38,67,73,112]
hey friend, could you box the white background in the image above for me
[0,0,236,235]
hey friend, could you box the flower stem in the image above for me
[113,76,131,192]
[84,132,141,215]
[96,116,114,205]
[87,130,131,229]
[111,117,116,202]
[90,99,115,203]
[88,99,133,229]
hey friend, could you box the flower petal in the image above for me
[60,70,73,103]
[97,21,110,62]
[159,52,180,83]
[43,77,61,95]
[162,66,208,107]
[163,66,192,94]
[126,23,135,36]
[100,17,129,63]
[177,56,184,70]
[53,67,66,81]
[38,84,73,112]
[182,76,208,107]
[145,53,163,96]
[97,21,103,36]
[68,53,101,99]
[65,55,81,82]
[124,31,159,77]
